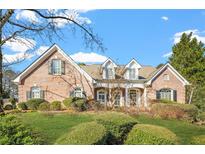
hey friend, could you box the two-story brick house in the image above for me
[13,44,190,107]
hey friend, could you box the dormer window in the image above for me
[107,68,114,79]
[129,68,136,80]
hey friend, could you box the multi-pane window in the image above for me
[97,91,106,103]
[114,91,121,106]
[74,87,82,98]
[107,68,114,79]
[31,87,41,99]
[52,59,61,75]
[129,68,136,80]
[157,88,175,101]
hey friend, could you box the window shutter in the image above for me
[61,60,65,75]
[26,91,31,100]
[156,90,160,100]
[173,90,177,102]
[48,60,53,74]
[40,90,45,99]
[70,90,74,97]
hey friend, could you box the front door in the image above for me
[129,89,141,107]
[113,91,121,106]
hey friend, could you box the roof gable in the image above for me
[146,63,190,86]
[13,44,94,83]
[125,58,142,69]
[101,58,117,68]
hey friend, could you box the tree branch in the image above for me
[0,9,14,29]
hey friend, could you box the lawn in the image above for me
[16,111,205,144]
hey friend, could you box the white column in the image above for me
[125,87,128,107]
[144,87,147,108]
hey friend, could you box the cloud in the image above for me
[161,16,168,21]
[162,52,172,58]
[173,29,205,44]
[35,46,49,55]
[4,37,36,53]
[16,10,39,23]
[70,52,107,63]
[3,52,33,63]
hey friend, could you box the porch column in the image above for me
[125,87,128,107]
[144,87,147,108]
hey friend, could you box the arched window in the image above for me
[156,88,177,101]
[97,90,107,103]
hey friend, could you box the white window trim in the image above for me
[129,68,136,80]
[52,59,62,75]
[113,90,122,106]
[31,87,41,99]
[74,87,83,98]
[97,90,107,103]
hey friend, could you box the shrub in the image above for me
[86,99,104,111]
[9,98,17,109]
[50,101,61,111]
[0,115,43,144]
[63,97,73,108]
[191,135,205,144]
[17,102,28,110]
[125,124,178,145]
[198,112,205,121]
[26,99,45,110]
[4,104,13,110]
[72,98,87,111]
[95,112,138,144]
[55,122,108,145]
[38,102,50,111]
[151,103,198,121]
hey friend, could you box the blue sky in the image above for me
[3,9,205,72]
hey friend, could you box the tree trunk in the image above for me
[0,9,4,112]
[188,87,194,104]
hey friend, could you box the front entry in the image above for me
[113,91,121,106]
[129,89,141,106]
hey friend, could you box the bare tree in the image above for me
[0,9,105,112]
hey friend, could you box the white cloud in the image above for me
[35,46,49,55]
[173,29,205,44]
[161,16,168,21]
[162,52,172,58]
[4,37,36,52]
[16,10,39,23]
[3,52,33,63]
[70,52,107,63]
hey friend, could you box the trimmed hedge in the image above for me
[72,98,87,111]
[191,135,205,145]
[95,112,138,144]
[151,103,198,121]
[4,104,13,110]
[17,102,28,110]
[63,97,73,108]
[38,102,50,111]
[26,99,45,110]
[50,101,61,111]
[0,115,43,145]
[55,122,108,145]
[125,124,178,145]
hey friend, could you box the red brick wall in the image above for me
[147,67,186,103]
[18,50,94,102]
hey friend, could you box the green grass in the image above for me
[16,112,93,144]
[15,111,205,144]
[136,114,205,144]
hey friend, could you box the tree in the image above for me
[0,9,105,112]
[156,63,164,69]
[169,32,205,106]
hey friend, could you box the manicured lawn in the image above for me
[16,112,94,144]
[16,111,205,144]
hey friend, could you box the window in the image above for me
[156,88,176,101]
[114,91,121,106]
[129,68,136,80]
[52,59,61,75]
[74,87,83,98]
[163,74,169,81]
[31,87,41,99]
[106,68,114,79]
[97,91,107,103]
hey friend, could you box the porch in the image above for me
[94,83,148,108]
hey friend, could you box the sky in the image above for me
[3,9,205,72]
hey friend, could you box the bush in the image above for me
[50,101,61,111]
[26,99,45,110]
[55,122,108,145]
[125,124,178,145]
[72,98,87,111]
[38,102,50,111]
[151,103,198,121]
[4,104,13,110]
[63,97,73,108]
[198,112,205,121]
[0,115,43,144]
[191,135,205,144]
[9,98,17,109]
[95,112,138,144]
[17,102,28,110]
[86,99,104,111]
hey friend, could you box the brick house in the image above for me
[13,44,190,107]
